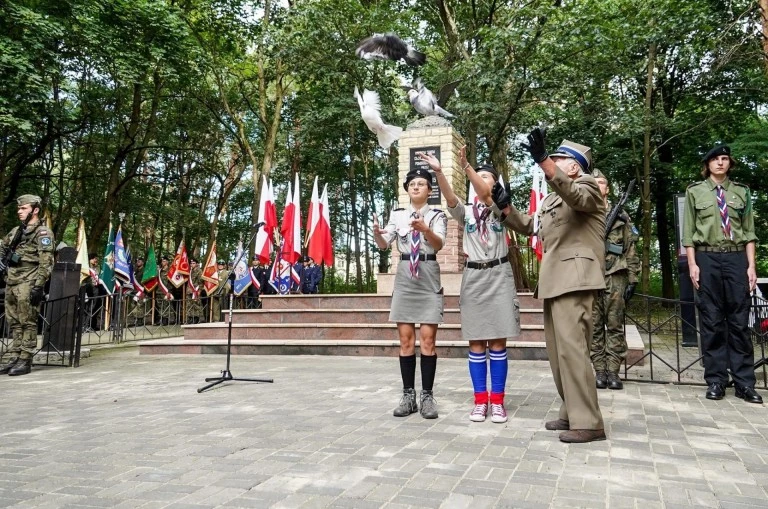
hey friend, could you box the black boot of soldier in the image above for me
[8,359,32,376]
[0,357,19,375]
[595,371,608,389]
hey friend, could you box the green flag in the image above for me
[99,222,115,294]
[141,244,159,292]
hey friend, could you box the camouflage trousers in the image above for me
[591,272,629,373]
[186,293,203,322]
[4,282,38,361]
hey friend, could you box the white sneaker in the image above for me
[491,403,507,423]
[470,403,488,422]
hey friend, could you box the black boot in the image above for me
[8,359,31,376]
[0,357,19,375]
[607,372,624,390]
[595,371,608,389]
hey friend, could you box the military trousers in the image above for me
[544,290,604,430]
[5,282,38,360]
[695,250,755,388]
[591,272,629,373]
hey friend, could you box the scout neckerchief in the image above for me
[472,203,491,248]
[715,185,733,240]
[409,211,421,279]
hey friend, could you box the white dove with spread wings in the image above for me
[354,87,403,149]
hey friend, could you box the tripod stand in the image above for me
[198,223,273,393]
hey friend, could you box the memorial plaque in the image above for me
[410,146,442,205]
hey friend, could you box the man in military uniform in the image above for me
[301,256,322,294]
[590,170,640,390]
[186,258,203,323]
[683,144,761,404]
[157,255,176,325]
[210,260,229,321]
[505,129,607,443]
[0,194,55,376]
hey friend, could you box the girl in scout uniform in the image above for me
[419,148,524,423]
[373,167,447,419]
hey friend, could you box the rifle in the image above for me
[604,179,636,240]
[0,217,31,275]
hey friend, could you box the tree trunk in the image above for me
[656,143,675,299]
[761,0,768,76]
[640,42,657,293]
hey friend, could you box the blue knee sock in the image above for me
[468,351,488,402]
[489,348,508,398]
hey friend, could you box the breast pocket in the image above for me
[727,195,745,217]
[695,201,715,218]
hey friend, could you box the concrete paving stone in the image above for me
[452,479,506,498]
[549,496,605,509]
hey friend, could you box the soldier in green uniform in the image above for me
[683,144,761,404]
[590,170,640,390]
[0,194,55,376]
[209,260,229,322]
[186,258,203,323]
[158,255,176,325]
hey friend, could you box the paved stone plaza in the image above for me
[1,347,768,509]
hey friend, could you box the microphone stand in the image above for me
[198,223,273,393]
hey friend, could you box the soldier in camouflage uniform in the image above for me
[209,260,229,322]
[186,258,203,323]
[590,171,640,390]
[0,195,55,376]
[157,255,176,325]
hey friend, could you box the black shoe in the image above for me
[735,386,763,404]
[595,371,608,389]
[607,372,624,390]
[8,359,31,376]
[0,357,19,375]
[705,382,725,400]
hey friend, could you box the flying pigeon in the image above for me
[407,78,455,118]
[355,33,426,66]
[354,86,403,149]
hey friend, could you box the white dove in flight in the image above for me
[354,86,403,149]
[407,78,455,118]
[355,33,426,66]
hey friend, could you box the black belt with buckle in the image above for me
[694,245,745,253]
[465,255,509,270]
[400,254,437,261]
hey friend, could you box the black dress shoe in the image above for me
[705,382,725,400]
[607,372,623,390]
[735,386,763,404]
[595,371,608,389]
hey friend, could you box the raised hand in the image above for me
[372,213,387,236]
[459,145,469,170]
[521,127,549,163]
[491,181,511,209]
[416,152,442,173]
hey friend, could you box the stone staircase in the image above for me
[139,293,549,359]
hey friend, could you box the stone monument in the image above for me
[377,116,466,294]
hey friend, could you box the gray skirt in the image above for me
[459,262,520,340]
[389,260,444,324]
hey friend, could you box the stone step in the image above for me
[226,308,544,326]
[260,293,539,310]
[139,338,550,359]
[182,323,546,342]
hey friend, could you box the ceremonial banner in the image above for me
[232,239,252,296]
[202,242,218,295]
[99,222,115,295]
[114,227,131,282]
[254,176,274,264]
[141,244,159,292]
[167,239,190,287]
[75,218,89,283]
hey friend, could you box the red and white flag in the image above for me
[280,174,301,265]
[528,169,546,260]
[265,179,278,237]
[202,242,219,295]
[254,176,274,265]
[167,239,190,287]
[305,175,320,247]
[308,183,334,266]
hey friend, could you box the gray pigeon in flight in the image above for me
[354,87,403,149]
[407,78,455,118]
[355,33,426,66]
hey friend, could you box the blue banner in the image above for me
[114,227,131,283]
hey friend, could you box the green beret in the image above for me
[17,194,42,206]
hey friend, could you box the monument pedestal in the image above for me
[377,117,466,294]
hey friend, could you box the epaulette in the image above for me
[393,208,404,211]
[686,181,705,189]
[731,180,749,189]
